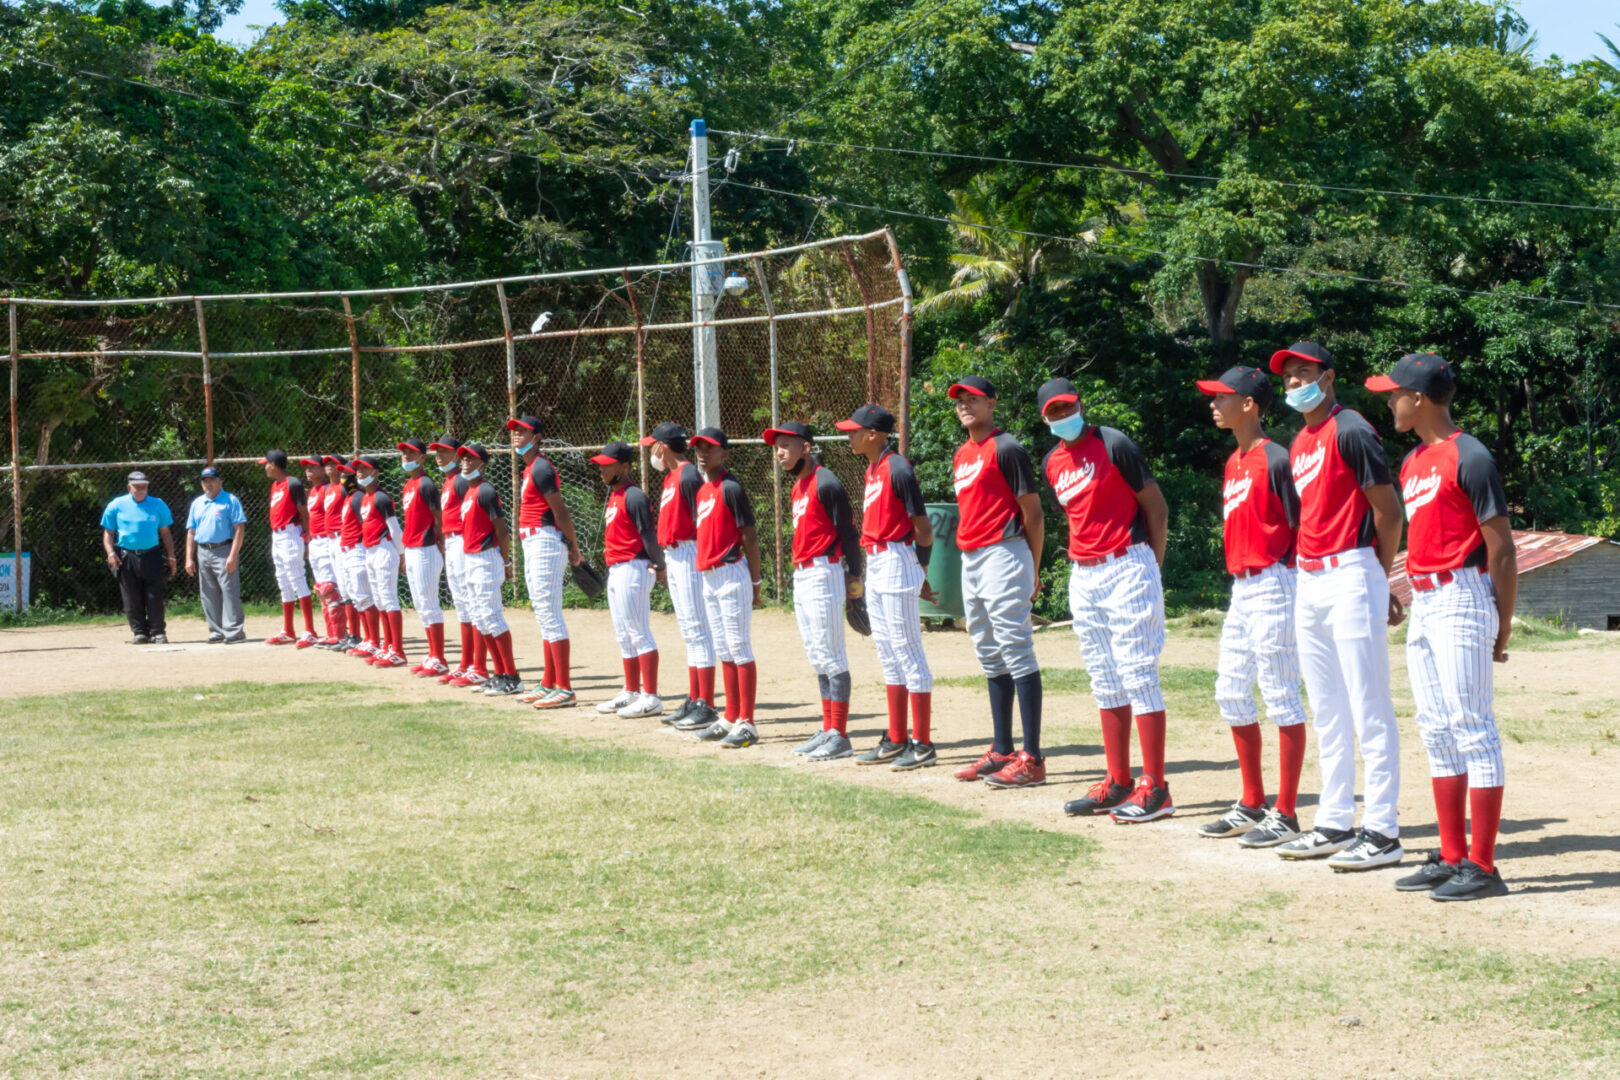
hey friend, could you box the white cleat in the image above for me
[597,690,637,714]
[617,692,665,719]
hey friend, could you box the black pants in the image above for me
[116,547,168,636]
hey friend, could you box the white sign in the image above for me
[0,553,30,611]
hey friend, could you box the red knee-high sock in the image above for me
[688,666,701,701]
[472,630,488,675]
[426,623,445,662]
[622,657,642,693]
[829,699,849,736]
[554,639,572,690]
[721,662,740,721]
[738,661,757,722]
[910,692,932,744]
[1276,723,1307,817]
[1432,775,1469,865]
[456,622,472,669]
[697,666,716,705]
[639,650,659,696]
[365,607,382,648]
[1136,710,1167,783]
[386,610,405,658]
[282,601,295,636]
[820,699,833,732]
[1100,706,1133,785]
[1231,723,1265,807]
[319,597,333,638]
[1469,785,1503,874]
[299,595,315,635]
[541,641,556,689]
[491,630,516,676]
[885,684,907,745]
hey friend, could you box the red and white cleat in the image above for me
[294,632,319,649]
[450,670,488,688]
[317,635,342,647]
[437,667,465,685]
[347,642,376,659]
[264,632,297,646]
[416,658,449,678]
[372,651,406,669]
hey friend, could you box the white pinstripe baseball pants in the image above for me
[1069,543,1166,713]
[701,559,754,665]
[663,540,715,669]
[1296,546,1400,837]
[404,545,445,627]
[442,534,467,620]
[962,537,1039,679]
[271,526,310,602]
[608,560,658,658]
[308,535,338,586]
[461,546,509,636]
[340,544,372,608]
[866,543,932,692]
[521,526,569,642]
[1407,568,1503,786]
[792,557,849,676]
[1215,563,1307,727]
[365,544,402,613]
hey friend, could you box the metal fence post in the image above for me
[752,257,784,599]
[882,229,914,456]
[342,295,361,454]
[496,282,522,601]
[194,299,215,464]
[622,271,649,490]
[8,301,21,605]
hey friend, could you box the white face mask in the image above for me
[401,458,420,472]
[357,474,376,487]
[462,468,481,480]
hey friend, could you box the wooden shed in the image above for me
[1390,530,1620,630]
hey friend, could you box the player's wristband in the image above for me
[751,580,762,587]
[914,543,931,569]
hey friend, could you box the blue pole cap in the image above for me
[690,118,706,137]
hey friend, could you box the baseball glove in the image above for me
[571,559,606,600]
[845,593,872,637]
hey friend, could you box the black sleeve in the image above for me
[722,476,755,529]
[287,477,307,507]
[887,455,927,518]
[1338,411,1393,488]
[994,433,1038,498]
[528,458,560,495]
[371,489,396,519]
[416,475,439,509]
[1265,441,1300,529]
[625,486,664,570]
[817,469,864,578]
[349,490,365,519]
[678,463,704,514]
[478,484,503,521]
[1097,427,1155,491]
[1456,434,1510,524]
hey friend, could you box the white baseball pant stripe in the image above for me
[308,534,338,586]
[700,559,754,665]
[365,544,402,613]
[442,533,467,619]
[962,537,1038,679]
[1407,569,1503,786]
[1069,543,1166,713]
[792,557,849,677]
[1215,563,1307,727]
[663,540,715,669]
[460,546,509,636]
[866,544,932,692]
[607,560,658,658]
[340,544,373,608]
[270,526,310,602]
[1296,546,1401,837]
[405,545,445,627]
[522,526,570,642]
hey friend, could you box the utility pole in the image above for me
[689,119,723,430]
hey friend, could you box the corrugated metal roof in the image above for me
[1388,530,1610,606]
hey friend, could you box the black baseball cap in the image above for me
[1196,365,1273,407]
[331,459,355,474]
[947,375,995,399]
[1269,340,1333,375]
[396,438,428,453]
[1036,377,1082,417]
[690,427,729,449]
[507,415,544,434]
[258,449,289,468]
[427,436,461,453]
[640,421,689,453]
[1366,352,1455,397]
[298,455,324,468]
[321,453,347,467]
[457,442,491,462]
[200,467,219,479]
[835,404,895,433]
[351,455,381,471]
[762,421,814,445]
[589,440,635,465]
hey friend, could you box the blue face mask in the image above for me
[438,459,457,474]
[1046,411,1085,441]
[401,459,420,472]
[1286,375,1327,413]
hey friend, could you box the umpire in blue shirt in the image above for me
[100,471,177,644]
[185,466,248,643]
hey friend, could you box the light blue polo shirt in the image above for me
[186,490,246,545]
[100,493,174,550]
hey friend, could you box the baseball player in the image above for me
[509,416,584,709]
[260,449,317,647]
[689,427,764,749]
[398,438,449,677]
[320,456,358,651]
[1272,340,1406,871]
[946,376,1046,789]
[642,422,720,730]
[300,455,343,646]
[333,459,380,659]
[1369,354,1516,901]
[590,440,667,718]
[765,421,864,762]
[1038,378,1174,822]
[427,437,485,685]
[1194,366,1309,845]
[835,403,938,770]
[454,443,524,695]
[352,456,408,668]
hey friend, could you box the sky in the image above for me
[215,0,1618,59]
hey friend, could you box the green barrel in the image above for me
[918,502,964,620]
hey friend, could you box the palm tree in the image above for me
[1600,25,1620,82]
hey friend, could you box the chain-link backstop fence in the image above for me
[3,230,911,613]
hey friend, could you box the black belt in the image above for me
[117,546,158,555]
[198,540,233,548]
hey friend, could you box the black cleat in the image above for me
[856,738,905,765]
[1199,801,1268,838]
[1429,859,1508,902]
[1395,852,1460,892]
[1065,777,1133,817]
[890,740,937,771]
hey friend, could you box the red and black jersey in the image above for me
[307,483,328,536]
[321,484,346,538]
[1043,425,1153,560]
[360,488,396,547]
[401,474,439,548]
[656,462,704,547]
[440,471,464,536]
[860,451,927,545]
[696,470,755,571]
[1290,406,1392,559]
[790,464,864,576]
[1401,431,1508,573]
[604,483,665,568]
[269,477,305,531]
[1222,439,1299,574]
[519,454,562,530]
[953,429,1037,552]
[339,489,364,548]
[457,476,504,554]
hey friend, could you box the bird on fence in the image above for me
[530,312,552,334]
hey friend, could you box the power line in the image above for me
[715,129,1620,216]
[738,180,1620,313]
